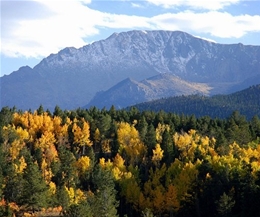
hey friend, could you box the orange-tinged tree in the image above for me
[152,186,165,215]
[165,184,180,215]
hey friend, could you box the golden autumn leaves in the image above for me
[2,110,260,216]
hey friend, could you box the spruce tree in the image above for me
[91,165,119,217]
[20,159,49,212]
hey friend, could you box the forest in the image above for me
[0,105,260,217]
[133,84,260,120]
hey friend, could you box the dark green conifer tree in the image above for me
[145,124,157,157]
[91,165,119,217]
[20,158,49,212]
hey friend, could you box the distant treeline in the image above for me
[0,105,260,217]
[132,84,260,120]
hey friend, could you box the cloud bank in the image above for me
[1,0,260,58]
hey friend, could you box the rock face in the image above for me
[1,30,260,110]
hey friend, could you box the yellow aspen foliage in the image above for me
[227,143,260,175]
[173,131,194,161]
[113,153,126,171]
[48,181,57,195]
[123,171,133,179]
[26,112,54,141]
[99,158,113,169]
[72,119,92,147]
[75,156,91,175]
[251,161,260,174]
[174,130,216,162]
[65,186,86,205]
[12,112,69,152]
[3,125,28,159]
[209,154,241,175]
[74,189,86,204]
[112,167,132,181]
[112,167,122,180]
[101,139,111,153]
[9,139,24,161]
[94,128,101,143]
[53,116,69,139]
[117,122,140,147]
[14,156,27,174]
[99,157,106,168]
[132,119,138,126]
[229,142,243,158]
[15,126,29,140]
[155,123,170,143]
[35,131,56,150]
[117,122,147,165]
[112,154,125,180]
[65,186,75,204]
[152,144,164,165]
[41,158,53,183]
[125,141,147,165]
[45,143,58,164]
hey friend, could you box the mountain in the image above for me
[131,84,260,120]
[1,30,260,110]
[86,73,212,109]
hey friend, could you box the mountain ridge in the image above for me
[1,30,260,110]
[86,73,212,109]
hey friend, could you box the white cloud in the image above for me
[131,2,143,8]
[1,0,260,58]
[145,0,240,10]
[1,0,151,58]
[194,36,217,43]
[151,11,260,38]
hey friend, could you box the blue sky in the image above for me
[1,0,260,76]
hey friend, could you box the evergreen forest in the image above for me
[1,105,260,217]
[133,84,260,120]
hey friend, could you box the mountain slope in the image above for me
[132,84,260,119]
[86,73,212,109]
[1,30,260,110]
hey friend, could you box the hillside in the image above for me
[132,84,260,119]
[86,73,212,109]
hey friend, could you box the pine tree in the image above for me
[63,201,92,217]
[161,130,174,166]
[20,159,49,212]
[91,165,119,217]
[3,163,24,204]
[145,124,157,157]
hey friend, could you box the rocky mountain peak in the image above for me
[1,30,259,110]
